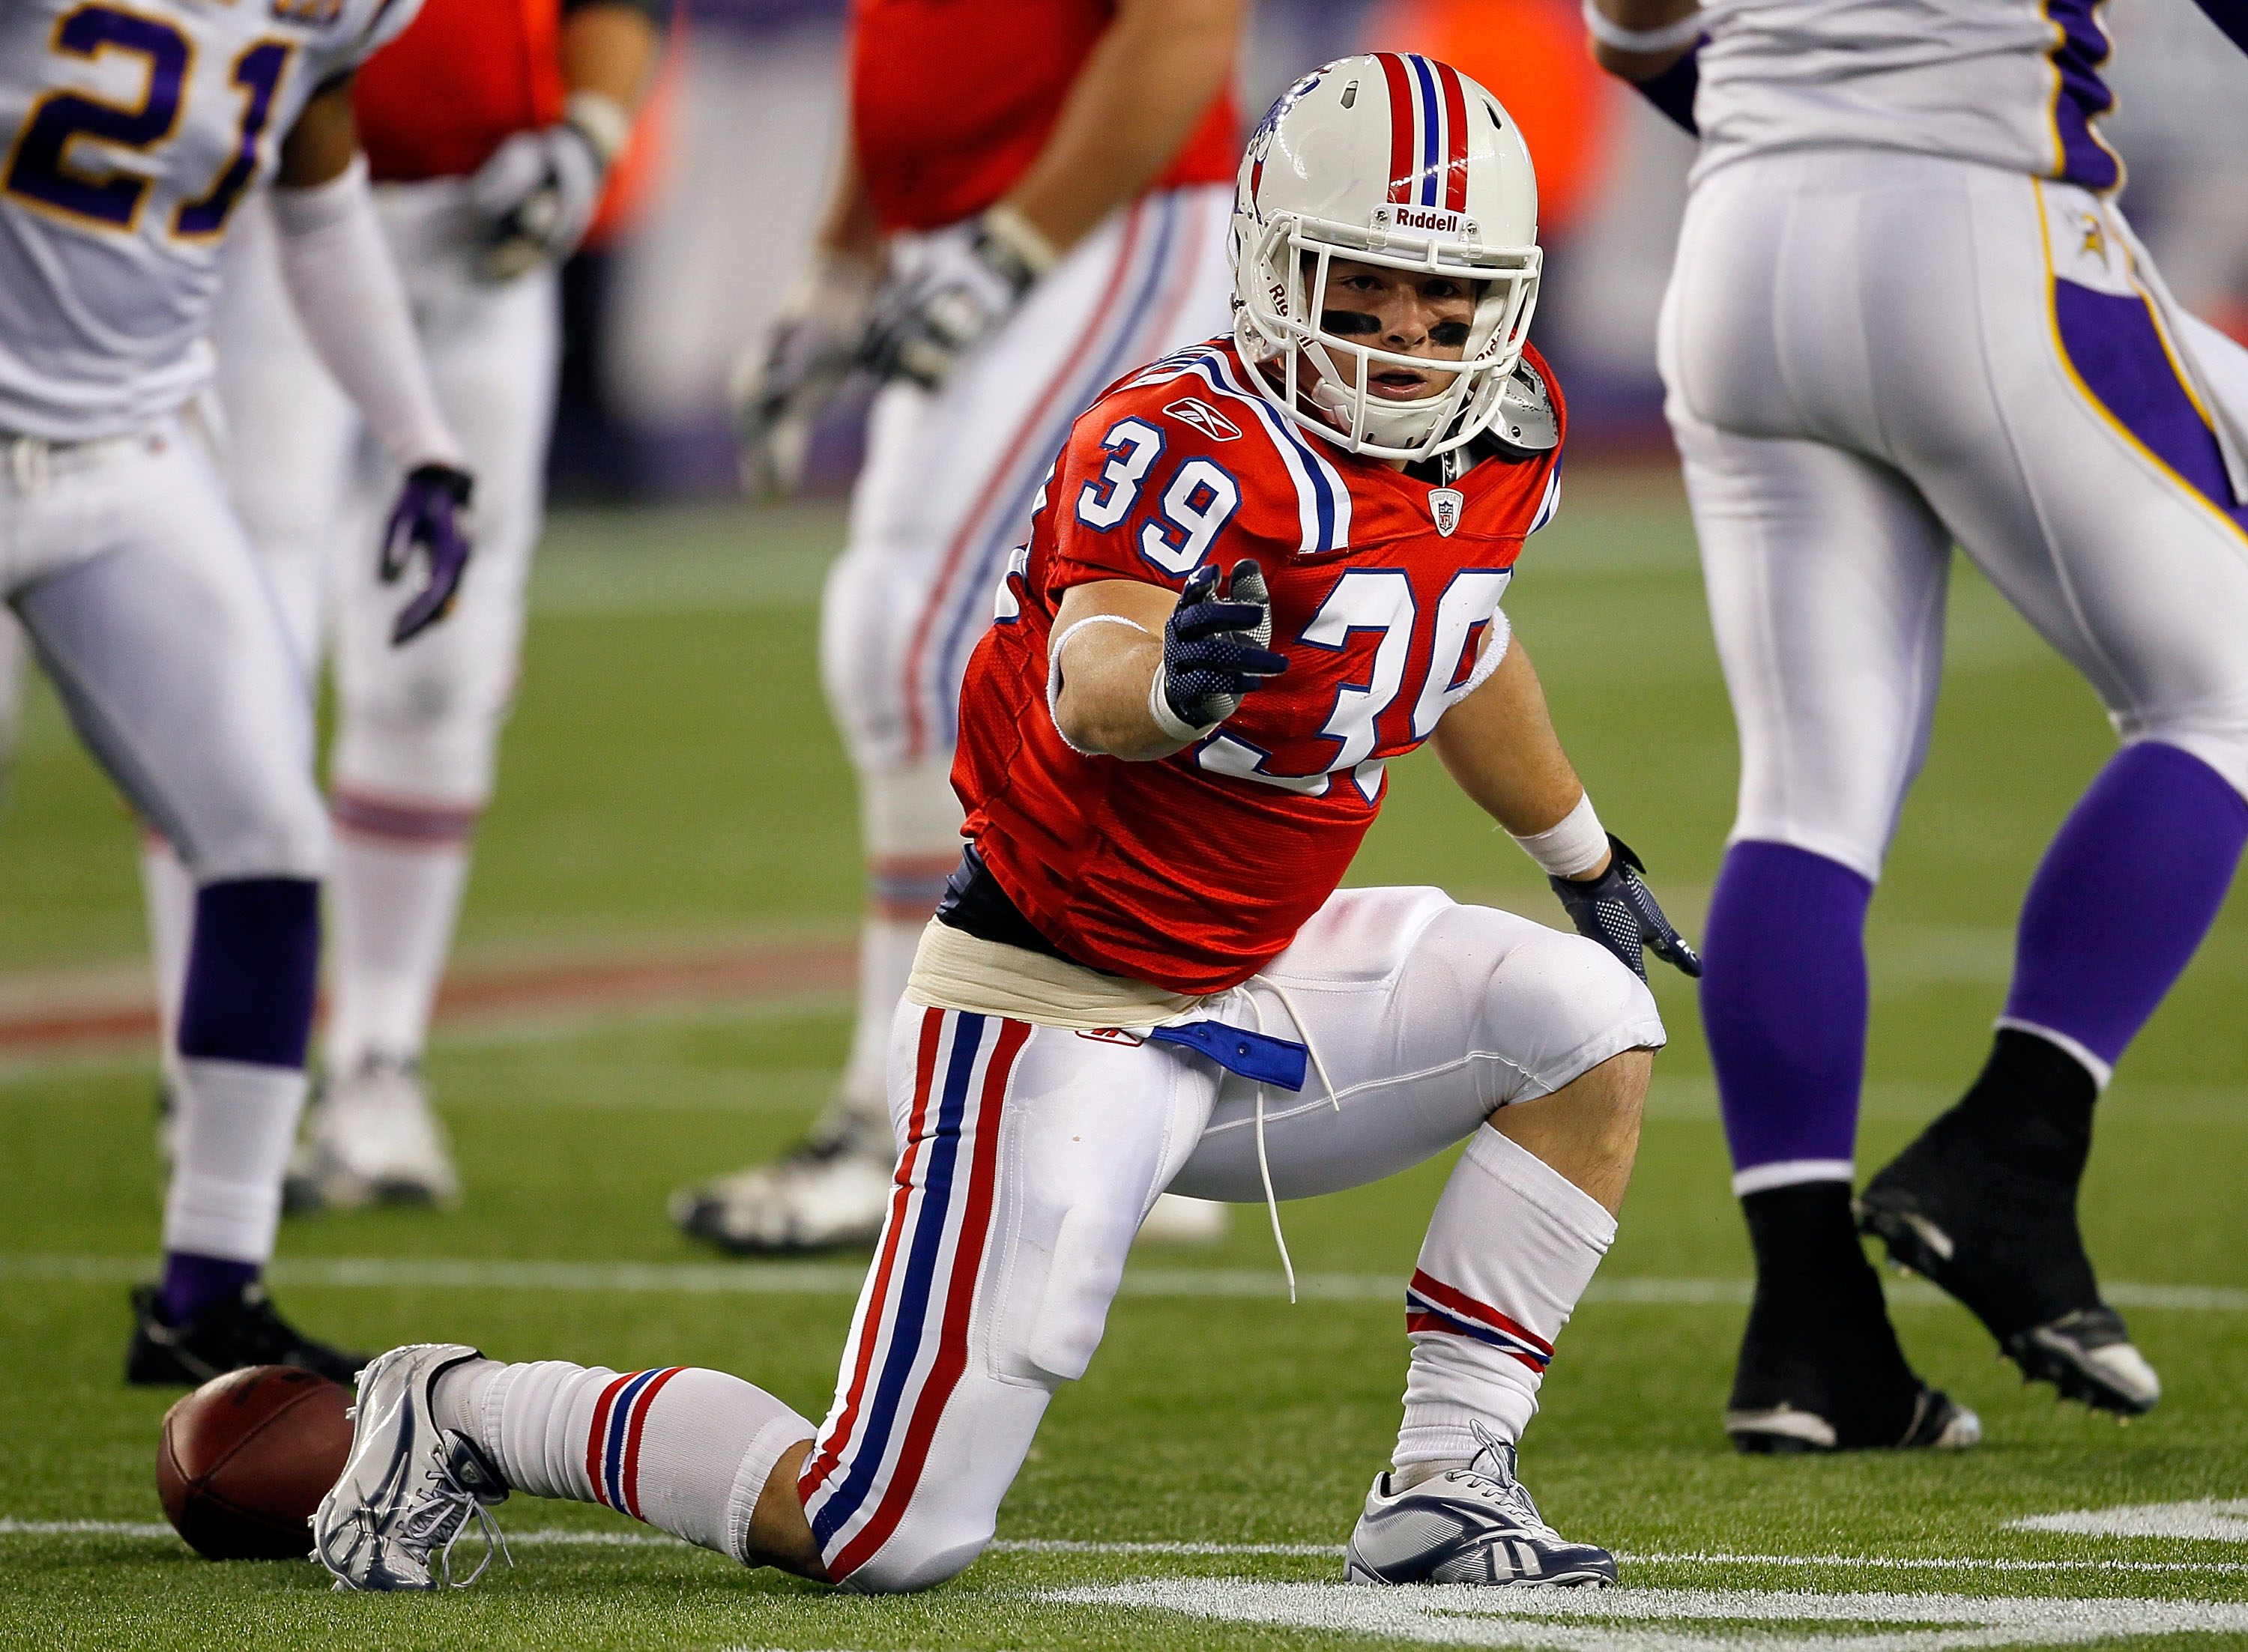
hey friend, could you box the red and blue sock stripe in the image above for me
[1405,1269,1553,1373]
[584,1365,687,1519]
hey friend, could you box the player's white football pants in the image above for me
[212,179,558,810]
[0,419,327,881]
[1663,148,2248,878]
[800,886,1663,1591]
[821,184,1235,789]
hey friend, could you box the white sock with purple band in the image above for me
[433,1358,814,1560]
[1394,1125,1616,1481]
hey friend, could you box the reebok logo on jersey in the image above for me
[1164,398,1243,443]
[1075,1028,1148,1047]
[1428,488,1463,537]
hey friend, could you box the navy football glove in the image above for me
[381,464,474,645]
[1550,833,1703,982]
[1149,559,1287,740]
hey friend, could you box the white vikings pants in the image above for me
[797,886,1663,1591]
[0,421,327,882]
[821,184,1235,781]
[211,179,558,815]
[1662,149,2248,877]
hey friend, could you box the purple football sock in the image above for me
[158,1251,259,1324]
[177,877,320,1068]
[162,878,320,1324]
[2005,742,2248,1071]
[1699,842,1874,1184]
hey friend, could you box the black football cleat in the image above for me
[1857,1031,2160,1416]
[126,1282,371,1388]
[1724,1181,1980,1454]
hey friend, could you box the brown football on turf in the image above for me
[157,1365,354,1560]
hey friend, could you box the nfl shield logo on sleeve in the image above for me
[1428,488,1463,537]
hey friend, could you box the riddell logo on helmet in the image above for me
[1377,206,1468,235]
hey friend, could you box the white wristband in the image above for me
[1148,664,1221,745]
[1510,792,1610,879]
[1581,0,1705,52]
[563,89,632,170]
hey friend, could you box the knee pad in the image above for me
[331,704,503,807]
[178,769,330,884]
[1481,923,1665,1101]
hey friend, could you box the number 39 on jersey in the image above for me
[1000,337,1567,811]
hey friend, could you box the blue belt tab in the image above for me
[1146,1021,1308,1092]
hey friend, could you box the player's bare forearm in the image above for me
[1050,579,1194,761]
[814,139,881,266]
[1431,637,1613,876]
[1000,0,1244,254]
[562,3,661,106]
[1587,0,1700,81]
[277,79,359,188]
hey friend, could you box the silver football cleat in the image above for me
[671,1137,896,1253]
[286,1056,462,1213]
[1345,1423,1616,1588]
[314,1343,510,1592]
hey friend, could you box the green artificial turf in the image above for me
[1,477,2242,1650]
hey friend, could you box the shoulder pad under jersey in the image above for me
[1487,361,1559,456]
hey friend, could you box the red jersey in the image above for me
[851,0,1239,234]
[355,0,565,181]
[955,338,1568,995]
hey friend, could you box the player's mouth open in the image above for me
[1369,366,1434,399]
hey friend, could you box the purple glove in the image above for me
[381,464,474,644]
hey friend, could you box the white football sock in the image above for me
[162,1056,310,1264]
[825,758,962,1149]
[827,912,929,1146]
[1395,1124,1617,1468]
[325,833,470,1071]
[435,1357,815,1561]
[139,833,196,1097]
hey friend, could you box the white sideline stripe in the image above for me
[1049,1579,2248,1651]
[7,1522,2247,1579]
[2008,1498,2248,1542]
[2,1253,2243,1311]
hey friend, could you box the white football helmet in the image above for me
[1232,55,1542,462]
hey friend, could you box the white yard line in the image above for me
[5,1521,2245,1579]
[2008,1498,2248,1541]
[2,1253,2241,1311]
[1046,1579,2248,1651]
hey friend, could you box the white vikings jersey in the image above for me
[0,0,419,440]
[1691,0,2123,193]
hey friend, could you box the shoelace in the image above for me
[1457,1420,1559,1538]
[392,1455,512,1589]
[1206,980,1339,1306]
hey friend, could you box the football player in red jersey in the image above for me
[137,0,664,1211]
[682,0,1249,1253]
[314,59,1699,1597]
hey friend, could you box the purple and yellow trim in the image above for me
[2037,194,2247,542]
[2042,0,2121,193]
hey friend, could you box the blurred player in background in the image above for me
[689,0,1248,1252]
[312,59,1702,1596]
[138,0,664,1211]
[0,0,475,1379]
[1592,0,2248,1448]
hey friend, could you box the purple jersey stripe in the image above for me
[2043,0,2120,191]
[2052,279,2247,529]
